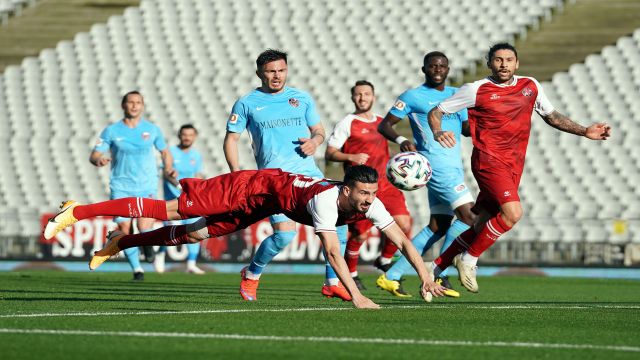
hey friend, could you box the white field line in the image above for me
[0,328,638,353]
[0,304,639,319]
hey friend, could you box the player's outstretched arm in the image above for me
[378,114,416,152]
[427,107,456,148]
[542,110,611,140]
[317,232,379,309]
[160,148,177,179]
[382,224,446,301]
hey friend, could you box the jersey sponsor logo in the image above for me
[229,113,239,124]
[503,191,511,197]
[361,128,370,134]
[142,132,150,140]
[521,87,533,97]
[256,106,267,111]
[186,200,194,207]
[288,98,299,108]
[393,100,406,110]
[257,117,303,130]
[190,159,196,166]
[490,94,500,100]
[454,183,467,193]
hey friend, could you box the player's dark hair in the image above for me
[343,165,378,187]
[178,124,198,136]
[121,90,143,106]
[350,80,375,96]
[256,49,288,69]
[423,51,448,64]
[487,43,518,61]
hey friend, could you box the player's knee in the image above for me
[352,232,368,244]
[458,210,477,226]
[501,206,523,227]
[272,230,297,250]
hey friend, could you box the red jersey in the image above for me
[178,169,395,237]
[327,113,396,191]
[438,76,554,174]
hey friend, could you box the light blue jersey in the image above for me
[227,87,323,178]
[389,85,472,214]
[389,85,467,171]
[94,119,167,194]
[163,145,202,200]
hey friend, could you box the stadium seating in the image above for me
[2,0,637,245]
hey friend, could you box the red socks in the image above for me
[434,226,476,270]
[118,225,191,250]
[345,239,364,273]
[380,238,398,259]
[73,197,169,221]
[467,215,511,257]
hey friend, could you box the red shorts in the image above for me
[177,172,274,237]
[471,150,523,217]
[348,180,410,236]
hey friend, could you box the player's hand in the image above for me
[352,294,380,309]
[96,157,111,167]
[420,279,447,302]
[585,123,611,140]
[298,137,318,156]
[349,153,369,165]
[434,130,456,148]
[400,140,417,152]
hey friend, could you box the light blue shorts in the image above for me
[110,188,156,224]
[427,167,474,216]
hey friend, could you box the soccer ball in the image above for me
[386,152,432,191]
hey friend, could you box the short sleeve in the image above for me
[327,116,353,149]
[532,79,555,116]
[306,188,340,233]
[227,100,249,133]
[366,198,395,230]
[304,94,321,127]
[153,125,167,151]
[387,91,414,119]
[93,126,111,153]
[438,83,477,114]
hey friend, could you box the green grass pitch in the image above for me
[0,271,639,359]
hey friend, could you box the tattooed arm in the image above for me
[542,111,611,140]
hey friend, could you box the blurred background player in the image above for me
[428,43,611,292]
[154,124,205,274]
[377,52,475,297]
[223,49,350,301]
[89,90,175,281]
[325,80,412,290]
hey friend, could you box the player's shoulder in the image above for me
[235,89,260,104]
[444,85,461,94]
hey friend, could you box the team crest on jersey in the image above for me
[361,128,370,134]
[490,94,500,100]
[521,87,533,97]
[229,113,238,124]
[142,132,150,140]
[190,159,196,166]
[504,191,511,197]
[288,98,299,108]
[95,138,104,146]
[393,100,406,110]
[454,184,467,193]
